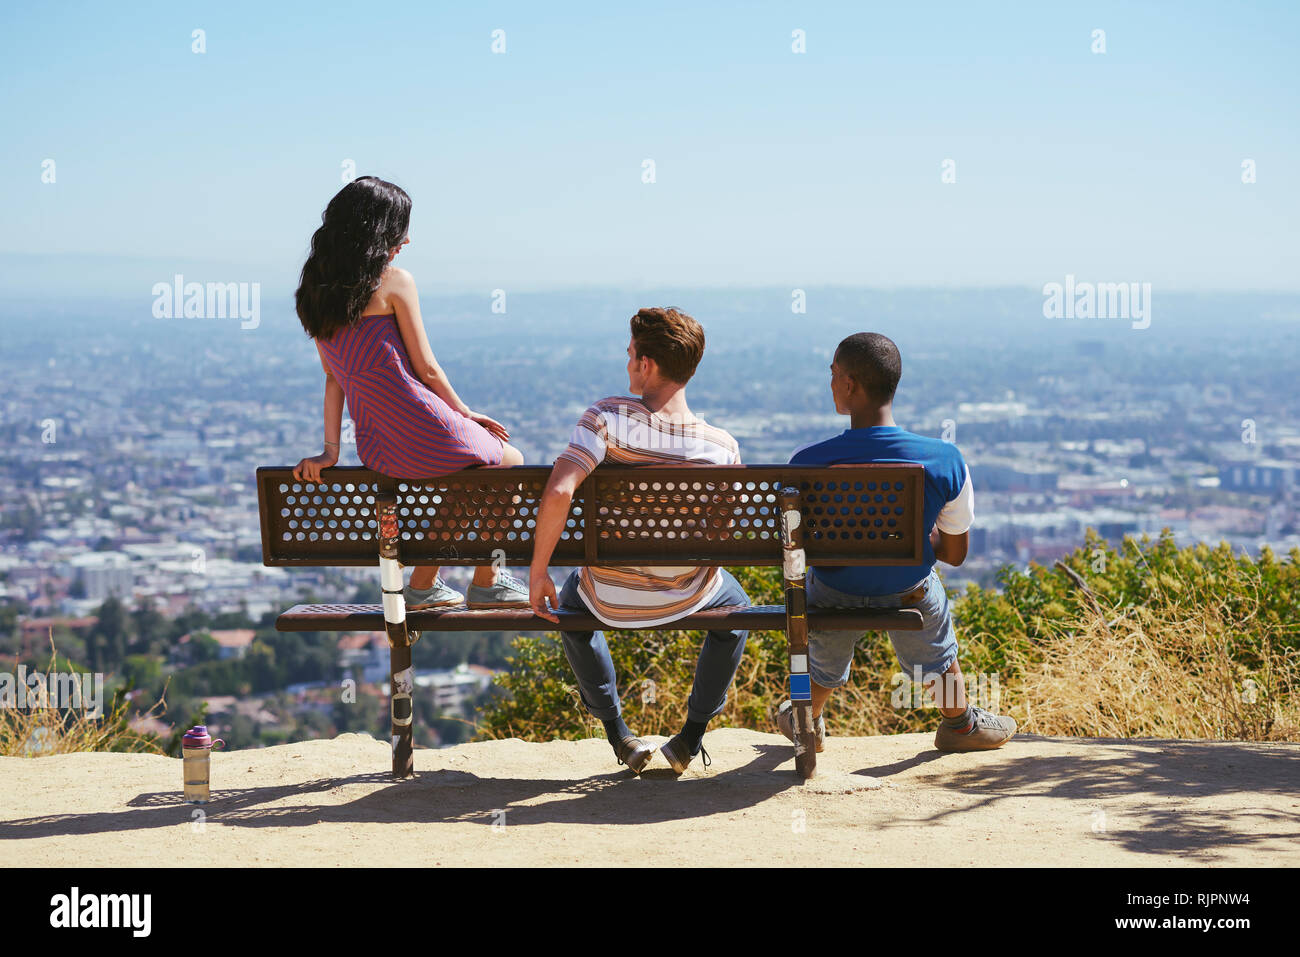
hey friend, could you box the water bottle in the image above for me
[182,725,225,803]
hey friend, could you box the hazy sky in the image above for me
[2,1,1297,294]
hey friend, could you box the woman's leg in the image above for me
[411,445,524,590]
[410,565,440,590]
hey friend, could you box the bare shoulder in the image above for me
[360,267,417,316]
[384,266,416,290]
[378,266,417,301]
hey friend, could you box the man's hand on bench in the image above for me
[529,567,561,623]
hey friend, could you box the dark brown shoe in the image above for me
[659,734,711,775]
[614,735,654,774]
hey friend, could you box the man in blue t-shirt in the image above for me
[775,332,1017,753]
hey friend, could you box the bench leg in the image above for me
[387,631,414,779]
[779,487,817,780]
[376,491,416,779]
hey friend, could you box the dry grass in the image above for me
[1009,603,1300,741]
[0,635,168,757]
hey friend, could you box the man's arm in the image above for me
[528,457,591,622]
[930,527,969,566]
[931,464,974,566]
[294,343,345,483]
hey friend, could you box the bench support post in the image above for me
[376,489,416,779]
[778,487,817,780]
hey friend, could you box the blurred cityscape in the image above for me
[2,286,1298,747]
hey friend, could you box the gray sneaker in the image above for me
[775,699,825,752]
[934,706,1017,752]
[404,577,464,610]
[465,571,530,609]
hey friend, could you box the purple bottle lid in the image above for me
[183,726,225,750]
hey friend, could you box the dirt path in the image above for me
[2,730,1296,866]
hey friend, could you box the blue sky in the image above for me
[2,0,1297,294]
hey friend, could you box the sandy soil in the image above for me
[1,729,1296,866]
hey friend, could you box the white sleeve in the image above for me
[934,466,974,535]
[555,406,608,476]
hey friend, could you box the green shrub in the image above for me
[475,531,1300,743]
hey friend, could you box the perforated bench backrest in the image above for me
[256,464,925,568]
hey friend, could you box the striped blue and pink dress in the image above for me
[316,313,504,479]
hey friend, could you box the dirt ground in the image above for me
[2,729,1296,866]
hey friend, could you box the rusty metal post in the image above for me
[778,487,817,780]
[376,487,417,779]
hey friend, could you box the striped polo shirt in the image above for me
[556,396,741,628]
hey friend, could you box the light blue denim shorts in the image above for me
[805,568,958,688]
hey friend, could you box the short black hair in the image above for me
[835,333,901,403]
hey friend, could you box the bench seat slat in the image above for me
[276,603,924,633]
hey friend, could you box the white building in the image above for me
[65,551,133,603]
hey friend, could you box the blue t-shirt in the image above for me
[789,426,973,596]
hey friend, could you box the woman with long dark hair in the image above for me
[292,176,528,608]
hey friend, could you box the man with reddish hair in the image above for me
[528,308,751,775]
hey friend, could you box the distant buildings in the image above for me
[1218,458,1299,493]
[970,459,1060,492]
[336,631,498,712]
[5,291,1300,679]
[415,664,497,712]
[338,631,388,684]
[18,615,98,643]
[64,552,132,602]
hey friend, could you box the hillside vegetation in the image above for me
[478,531,1300,743]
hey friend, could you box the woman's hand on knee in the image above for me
[465,409,509,441]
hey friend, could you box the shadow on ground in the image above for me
[864,735,1300,859]
[0,743,798,838]
[2,737,1296,862]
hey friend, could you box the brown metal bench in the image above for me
[257,463,927,780]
